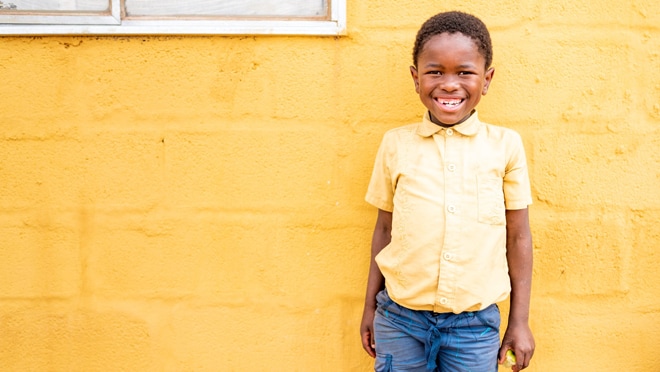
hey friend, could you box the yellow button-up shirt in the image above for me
[366,111,532,313]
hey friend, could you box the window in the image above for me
[0,0,346,35]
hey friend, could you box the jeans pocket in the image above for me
[376,289,395,314]
[474,304,501,332]
[374,353,393,372]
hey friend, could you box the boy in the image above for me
[360,11,535,372]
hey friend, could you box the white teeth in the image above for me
[440,99,462,106]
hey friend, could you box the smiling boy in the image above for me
[360,11,535,371]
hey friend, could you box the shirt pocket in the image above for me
[477,176,506,225]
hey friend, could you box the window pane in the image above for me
[125,0,327,18]
[0,0,344,34]
[2,0,108,12]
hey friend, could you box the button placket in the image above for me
[439,124,460,313]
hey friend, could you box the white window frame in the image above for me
[0,0,346,35]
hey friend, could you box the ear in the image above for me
[482,67,495,95]
[410,65,420,94]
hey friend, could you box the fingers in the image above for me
[361,330,376,358]
[518,348,533,370]
[511,348,533,371]
[499,325,535,370]
[498,345,533,371]
[497,346,508,364]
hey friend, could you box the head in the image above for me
[412,11,493,70]
[410,11,495,126]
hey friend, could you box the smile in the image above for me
[436,98,464,107]
[435,98,465,109]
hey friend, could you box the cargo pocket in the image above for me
[375,353,393,372]
[477,176,505,225]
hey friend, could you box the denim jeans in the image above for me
[373,289,500,372]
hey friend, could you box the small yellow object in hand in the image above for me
[502,349,517,369]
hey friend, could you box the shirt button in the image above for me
[446,128,454,136]
[447,205,456,213]
[439,297,448,305]
[443,252,452,261]
[447,163,456,172]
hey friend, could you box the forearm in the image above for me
[363,209,392,310]
[364,260,385,311]
[360,209,392,357]
[501,208,535,370]
[505,208,533,325]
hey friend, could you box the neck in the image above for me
[429,110,475,128]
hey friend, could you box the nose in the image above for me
[439,75,460,92]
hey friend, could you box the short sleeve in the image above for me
[365,132,396,212]
[503,131,532,210]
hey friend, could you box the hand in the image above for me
[360,307,377,358]
[498,322,535,371]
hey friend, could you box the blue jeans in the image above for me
[373,289,500,372]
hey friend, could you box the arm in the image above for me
[499,208,535,371]
[360,208,392,358]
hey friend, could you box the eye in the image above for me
[458,71,475,76]
[427,71,443,75]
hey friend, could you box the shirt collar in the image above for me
[416,110,482,137]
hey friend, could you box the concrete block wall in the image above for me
[1,1,658,370]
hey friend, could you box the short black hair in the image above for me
[412,11,493,68]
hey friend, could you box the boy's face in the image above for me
[410,32,494,126]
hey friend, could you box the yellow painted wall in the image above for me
[1,1,659,371]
